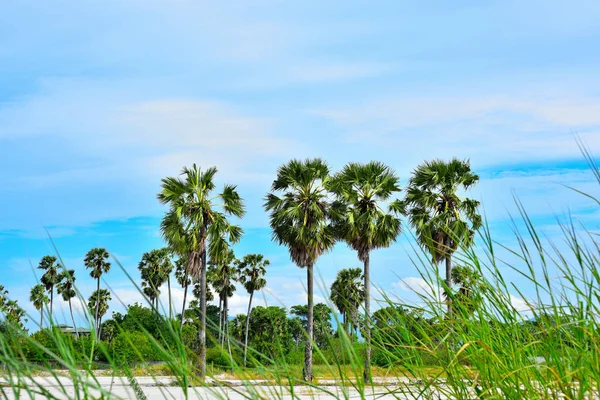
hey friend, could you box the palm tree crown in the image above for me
[329,161,403,258]
[237,254,269,295]
[138,248,172,309]
[403,158,481,262]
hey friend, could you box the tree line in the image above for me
[0,157,482,383]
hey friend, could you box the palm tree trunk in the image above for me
[223,295,228,348]
[445,237,453,317]
[363,252,372,384]
[243,291,254,367]
[303,263,314,382]
[69,299,79,339]
[98,315,103,339]
[168,276,172,320]
[218,295,223,345]
[225,294,232,364]
[180,278,189,330]
[446,254,452,316]
[199,250,207,378]
[49,288,54,325]
[40,307,44,329]
[95,278,100,333]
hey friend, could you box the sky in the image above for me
[1,0,600,330]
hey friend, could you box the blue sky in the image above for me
[1,1,600,329]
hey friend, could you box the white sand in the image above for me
[0,375,447,399]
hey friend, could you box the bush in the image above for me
[111,331,161,366]
[206,346,242,369]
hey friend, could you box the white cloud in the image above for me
[310,94,600,167]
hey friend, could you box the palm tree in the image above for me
[56,269,79,337]
[88,289,111,337]
[175,256,191,329]
[84,248,111,332]
[264,158,336,381]
[402,158,482,314]
[449,265,482,317]
[38,255,59,321]
[237,253,269,366]
[208,247,238,350]
[138,248,171,311]
[0,285,8,310]
[4,299,27,330]
[330,267,364,339]
[158,164,245,377]
[329,161,402,382]
[30,284,49,328]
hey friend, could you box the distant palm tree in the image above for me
[84,248,111,332]
[88,289,111,337]
[449,265,482,317]
[329,161,402,382]
[4,299,27,330]
[175,256,191,329]
[208,247,238,348]
[402,158,482,314]
[138,248,171,311]
[330,267,364,339]
[38,255,60,321]
[57,269,78,337]
[0,285,8,310]
[237,254,269,366]
[264,158,336,381]
[158,164,245,376]
[30,284,49,328]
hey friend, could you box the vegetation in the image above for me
[0,152,599,399]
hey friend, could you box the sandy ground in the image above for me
[0,375,448,399]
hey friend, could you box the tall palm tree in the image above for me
[38,255,59,321]
[84,248,111,332]
[88,289,111,337]
[30,284,49,328]
[264,158,336,381]
[329,161,402,382]
[330,267,364,339]
[158,164,244,377]
[237,253,269,366]
[56,269,78,337]
[402,158,482,314]
[208,247,238,347]
[138,248,171,311]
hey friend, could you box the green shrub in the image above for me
[111,331,160,366]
